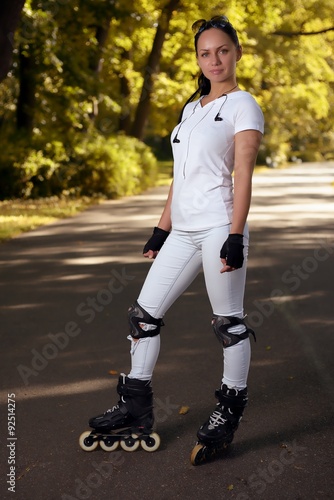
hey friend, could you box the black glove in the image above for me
[220,234,244,269]
[143,227,170,254]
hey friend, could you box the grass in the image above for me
[0,197,99,242]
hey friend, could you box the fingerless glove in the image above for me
[143,227,170,254]
[220,233,244,269]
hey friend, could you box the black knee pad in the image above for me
[212,315,256,348]
[128,301,164,339]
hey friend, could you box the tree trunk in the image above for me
[119,73,132,134]
[117,50,132,134]
[89,19,112,122]
[131,0,181,140]
[16,44,36,134]
[0,0,25,82]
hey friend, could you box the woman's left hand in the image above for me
[220,260,236,273]
[219,233,244,273]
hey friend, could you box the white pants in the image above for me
[128,225,251,389]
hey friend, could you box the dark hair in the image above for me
[193,15,240,54]
[178,15,240,118]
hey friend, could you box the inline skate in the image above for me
[191,384,248,465]
[79,374,160,453]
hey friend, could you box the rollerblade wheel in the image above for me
[79,431,99,452]
[190,443,206,465]
[99,436,119,452]
[190,441,229,465]
[140,432,161,452]
[120,434,140,452]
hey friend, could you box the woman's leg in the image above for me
[128,230,202,380]
[87,231,202,439]
[189,226,251,463]
[201,225,251,389]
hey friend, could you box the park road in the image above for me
[0,161,333,500]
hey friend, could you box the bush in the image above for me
[71,134,158,198]
[289,150,325,163]
[0,132,158,200]
[0,139,69,199]
[19,142,69,198]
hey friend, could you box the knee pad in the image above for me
[128,301,164,340]
[212,315,256,348]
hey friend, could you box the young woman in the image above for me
[80,15,264,465]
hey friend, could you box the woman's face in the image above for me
[196,28,242,85]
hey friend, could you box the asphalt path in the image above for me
[0,162,333,500]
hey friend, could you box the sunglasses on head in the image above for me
[192,15,230,35]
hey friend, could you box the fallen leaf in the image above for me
[108,370,118,375]
[179,406,190,415]
[227,484,234,491]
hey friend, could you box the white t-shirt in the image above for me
[170,90,264,231]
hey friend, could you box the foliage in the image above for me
[70,133,158,198]
[0,0,333,199]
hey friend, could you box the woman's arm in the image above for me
[231,129,262,234]
[143,181,173,259]
[220,129,262,272]
[157,180,173,232]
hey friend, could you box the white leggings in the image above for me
[128,225,251,389]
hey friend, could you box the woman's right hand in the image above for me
[143,227,170,259]
[143,249,159,259]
